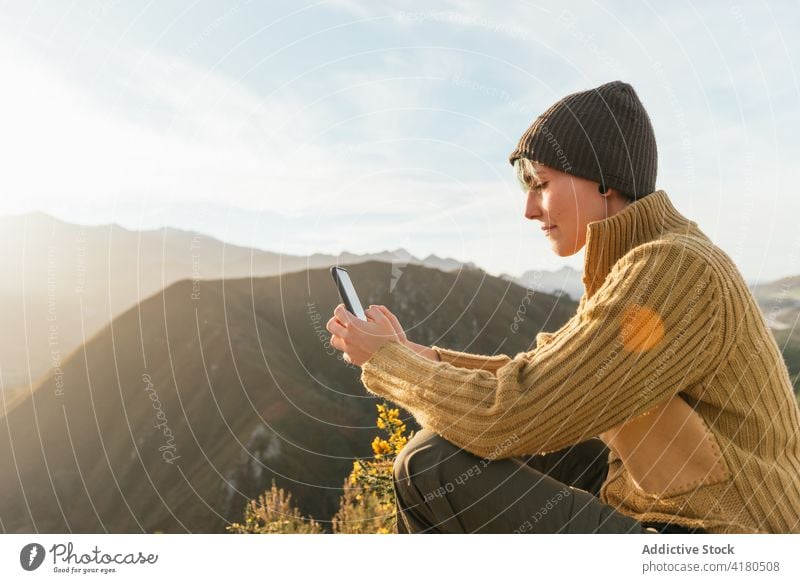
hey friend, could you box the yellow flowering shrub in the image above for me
[332,403,414,534]
[229,402,413,534]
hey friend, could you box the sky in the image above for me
[1,0,799,284]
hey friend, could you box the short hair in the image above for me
[513,157,542,192]
[515,157,650,203]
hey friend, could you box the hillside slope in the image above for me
[0,261,574,533]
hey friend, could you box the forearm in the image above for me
[429,345,512,373]
[404,340,440,362]
[408,339,513,374]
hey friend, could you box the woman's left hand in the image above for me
[326,303,403,366]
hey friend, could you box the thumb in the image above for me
[364,306,394,329]
[364,305,388,324]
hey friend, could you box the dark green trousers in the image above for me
[393,428,704,534]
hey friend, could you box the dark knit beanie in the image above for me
[508,80,657,199]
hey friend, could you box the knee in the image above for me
[393,428,458,493]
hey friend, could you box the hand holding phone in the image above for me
[330,266,367,321]
[327,272,437,366]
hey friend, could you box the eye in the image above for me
[532,181,548,191]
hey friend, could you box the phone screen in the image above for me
[331,267,367,321]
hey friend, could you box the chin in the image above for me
[551,238,585,257]
[553,245,578,257]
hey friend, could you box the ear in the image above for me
[600,186,627,202]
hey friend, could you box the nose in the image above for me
[524,191,542,221]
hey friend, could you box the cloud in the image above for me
[0,36,472,218]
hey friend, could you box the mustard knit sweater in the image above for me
[360,190,800,534]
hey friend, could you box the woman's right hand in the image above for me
[371,304,440,362]
[369,305,407,344]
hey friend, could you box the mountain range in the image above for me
[0,212,476,393]
[0,259,575,532]
[0,211,797,533]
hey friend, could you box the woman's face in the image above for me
[517,160,630,257]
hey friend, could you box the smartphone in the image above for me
[330,266,367,321]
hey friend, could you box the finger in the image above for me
[330,334,347,353]
[364,306,388,323]
[364,306,387,326]
[335,306,360,330]
[369,305,400,336]
[326,316,348,337]
[364,307,397,339]
[374,305,404,334]
[334,303,351,322]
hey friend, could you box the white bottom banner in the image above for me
[1,534,798,581]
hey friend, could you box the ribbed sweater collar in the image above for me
[582,190,701,298]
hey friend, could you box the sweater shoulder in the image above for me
[616,236,715,276]
[635,233,748,293]
[585,237,722,316]
[619,235,732,367]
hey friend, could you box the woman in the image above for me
[326,81,800,534]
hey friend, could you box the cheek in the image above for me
[546,190,575,223]
[565,190,599,227]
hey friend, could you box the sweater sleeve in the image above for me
[359,242,724,459]
[430,346,512,374]
[431,316,578,373]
